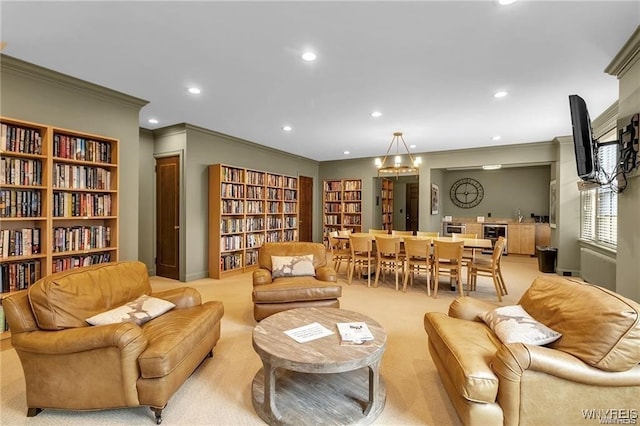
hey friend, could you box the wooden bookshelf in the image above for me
[323,179,363,236]
[381,178,393,231]
[208,164,299,279]
[1,117,119,339]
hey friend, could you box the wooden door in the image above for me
[406,182,419,232]
[156,156,180,279]
[298,176,313,242]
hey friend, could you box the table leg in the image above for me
[364,360,381,415]
[262,361,282,421]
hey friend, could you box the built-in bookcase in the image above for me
[322,179,363,236]
[381,178,393,231]
[208,164,299,279]
[0,116,119,340]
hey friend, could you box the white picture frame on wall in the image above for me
[431,184,440,215]
[549,179,557,228]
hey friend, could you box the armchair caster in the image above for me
[150,407,163,424]
[27,407,43,417]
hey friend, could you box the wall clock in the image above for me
[450,178,484,208]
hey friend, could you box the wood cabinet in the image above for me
[1,116,119,339]
[508,224,536,255]
[323,179,363,236]
[208,164,299,279]
[381,179,393,231]
[465,223,482,238]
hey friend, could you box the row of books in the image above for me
[52,164,111,190]
[0,189,43,218]
[0,228,41,258]
[1,124,43,155]
[220,253,243,271]
[51,252,112,273]
[0,157,43,186]
[53,134,112,164]
[52,226,111,252]
[52,192,112,217]
[0,260,41,293]
[221,182,244,198]
[221,167,298,189]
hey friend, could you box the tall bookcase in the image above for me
[322,179,363,236]
[0,116,119,340]
[208,164,299,279]
[381,178,394,231]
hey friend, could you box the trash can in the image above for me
[536,246,557,273]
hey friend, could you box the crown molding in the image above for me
[1,54,148,110]
[605,26,640,78]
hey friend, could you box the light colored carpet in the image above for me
[1,254,546,425]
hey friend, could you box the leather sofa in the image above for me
[424,275,640,426]
[252,242,341,321]
[3,261,224,424]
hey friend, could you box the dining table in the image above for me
[335,233,493,250]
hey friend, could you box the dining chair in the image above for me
[368,228,389,235]
[374,236,404,291]
[328,231,350,274]
[402,237,432,294]
[348,234,376,287]
[466,236,508,301]
[452,232,478,263]
[416,231,439,238]
[391,230,414,236]
[432,239,465,298]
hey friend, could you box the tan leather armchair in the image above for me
[3,261,224,424]
[252,242,341,321]
[424,276,640,426]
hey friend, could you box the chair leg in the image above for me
[492,273,503,302]
[433,266,439,298]
[374,260,381,287]
[498,268,508,295]
[150,407,163,424]
[457,267,464,298]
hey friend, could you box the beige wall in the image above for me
[607,27,640,301]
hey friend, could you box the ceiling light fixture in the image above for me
[188,87,201,94]
[374,132,422,178]
[148,118,159,124]
[492,135,502,141]
[498,0,518,5]
[370,111,382,118]
[494,91,508,98]
[283,125,292,132]
[302,51,316,61]
[344,151,350,155]
[483,164,502,170]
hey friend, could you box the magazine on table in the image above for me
[336,322,374,345]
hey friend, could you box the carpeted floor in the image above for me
[1,254,547,425]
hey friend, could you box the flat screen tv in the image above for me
[569,94,598,180]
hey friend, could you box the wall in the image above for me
[0,55,147,262]
[442,166,550,220]
[139,128,156,274]
[150,124,319,281]
[606,27,640,301]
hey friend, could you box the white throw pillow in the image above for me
[479,304,562,346]
[86,295,175,326]
[271,255,316,278]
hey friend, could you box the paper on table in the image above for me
[284,322,334,343]
[336,322,374,343]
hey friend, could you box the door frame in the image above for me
[154,150,185,281]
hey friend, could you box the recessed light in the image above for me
[148,118,159,124]
[492,135,502,141]
[483,164,502,170]
[302,51,316,62]
[188,87,201,94]
[344,151,350,155]
[370,111,382,118]
[283,125,292,132]
[409,144,416,149]
[494,91,508,98]
[498,0,517,5]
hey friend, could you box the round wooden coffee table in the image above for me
[251,307,387,426]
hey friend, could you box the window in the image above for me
[580,134,618,248]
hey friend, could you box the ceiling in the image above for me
[1,1,639,162]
